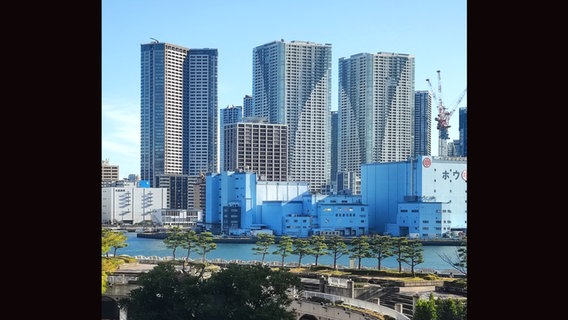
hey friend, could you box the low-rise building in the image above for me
[101,186,168,225]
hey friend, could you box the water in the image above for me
[117,232,465,272]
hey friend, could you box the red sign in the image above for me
[422,157,431,168]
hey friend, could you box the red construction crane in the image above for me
[426,70,466,156]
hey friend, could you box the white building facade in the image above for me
[361,156,467,237]
[338,52,415,195]
[252,40,332,194]
[140,42,218,187]
[101,186,168,224]
[151,209,202,228]
[140,42,188,185]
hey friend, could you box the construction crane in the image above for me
[426,70,467,157]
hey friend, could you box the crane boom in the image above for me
[447,88,467,117]
[425,78,438,105]
[436,70,443,109]
[427,70,466,157]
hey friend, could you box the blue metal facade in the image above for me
[361,156,467,236]
[206,171,369,236]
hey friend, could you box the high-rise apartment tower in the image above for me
[252,40,332,193]
[330,111,339,193]
[458,107,467,157]
[140,41,218,187]
[224,118,288,181]
[338,52,415,195]
[220,105,243,172]
[185,49,218,177]
[414,90,432,157]
[243,95,253,118]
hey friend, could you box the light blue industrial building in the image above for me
[361,156,467,238]
[311,195,368,237]
[205,156,465,239]
[205,171,368,237]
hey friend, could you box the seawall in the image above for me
[136,232,466,246]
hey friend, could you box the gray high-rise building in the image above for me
[155,174,191,210]
[338,52,415,195]
[140,42,187,186]
[243,95,253,118]
[252,40,332,193]
[458,107,467,157]
[185,49,218,177]
[414,90,432,157]
[220,105,243,171]
[140,41,218,187]
[330,111,339,193]
[224,118,288,181]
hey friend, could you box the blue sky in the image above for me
[102,0,467,179]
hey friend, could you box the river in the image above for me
[116,232,465,273]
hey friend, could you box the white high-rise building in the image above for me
[140,42,188,185]
[185,49,218,177]
[252,40,332,194]
[140,41,218,187]
[338,52,415,195]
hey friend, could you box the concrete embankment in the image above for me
[136,232,465,246]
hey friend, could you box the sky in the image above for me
[102,0,467,179]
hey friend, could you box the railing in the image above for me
[301,291,410,320]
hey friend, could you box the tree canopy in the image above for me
[163,226,185,260]
[309,235,328,266]
[273,236,293,267]
[326,235,349,269]
[101,229,129,294]
[402,240,424,277]
[413,292,466,320]
[120,262,301,320]
[252,233,275,264]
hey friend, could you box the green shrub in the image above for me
[116,255,138,263]
[421,274,439,280]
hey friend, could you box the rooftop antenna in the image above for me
[150,38,159,43]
